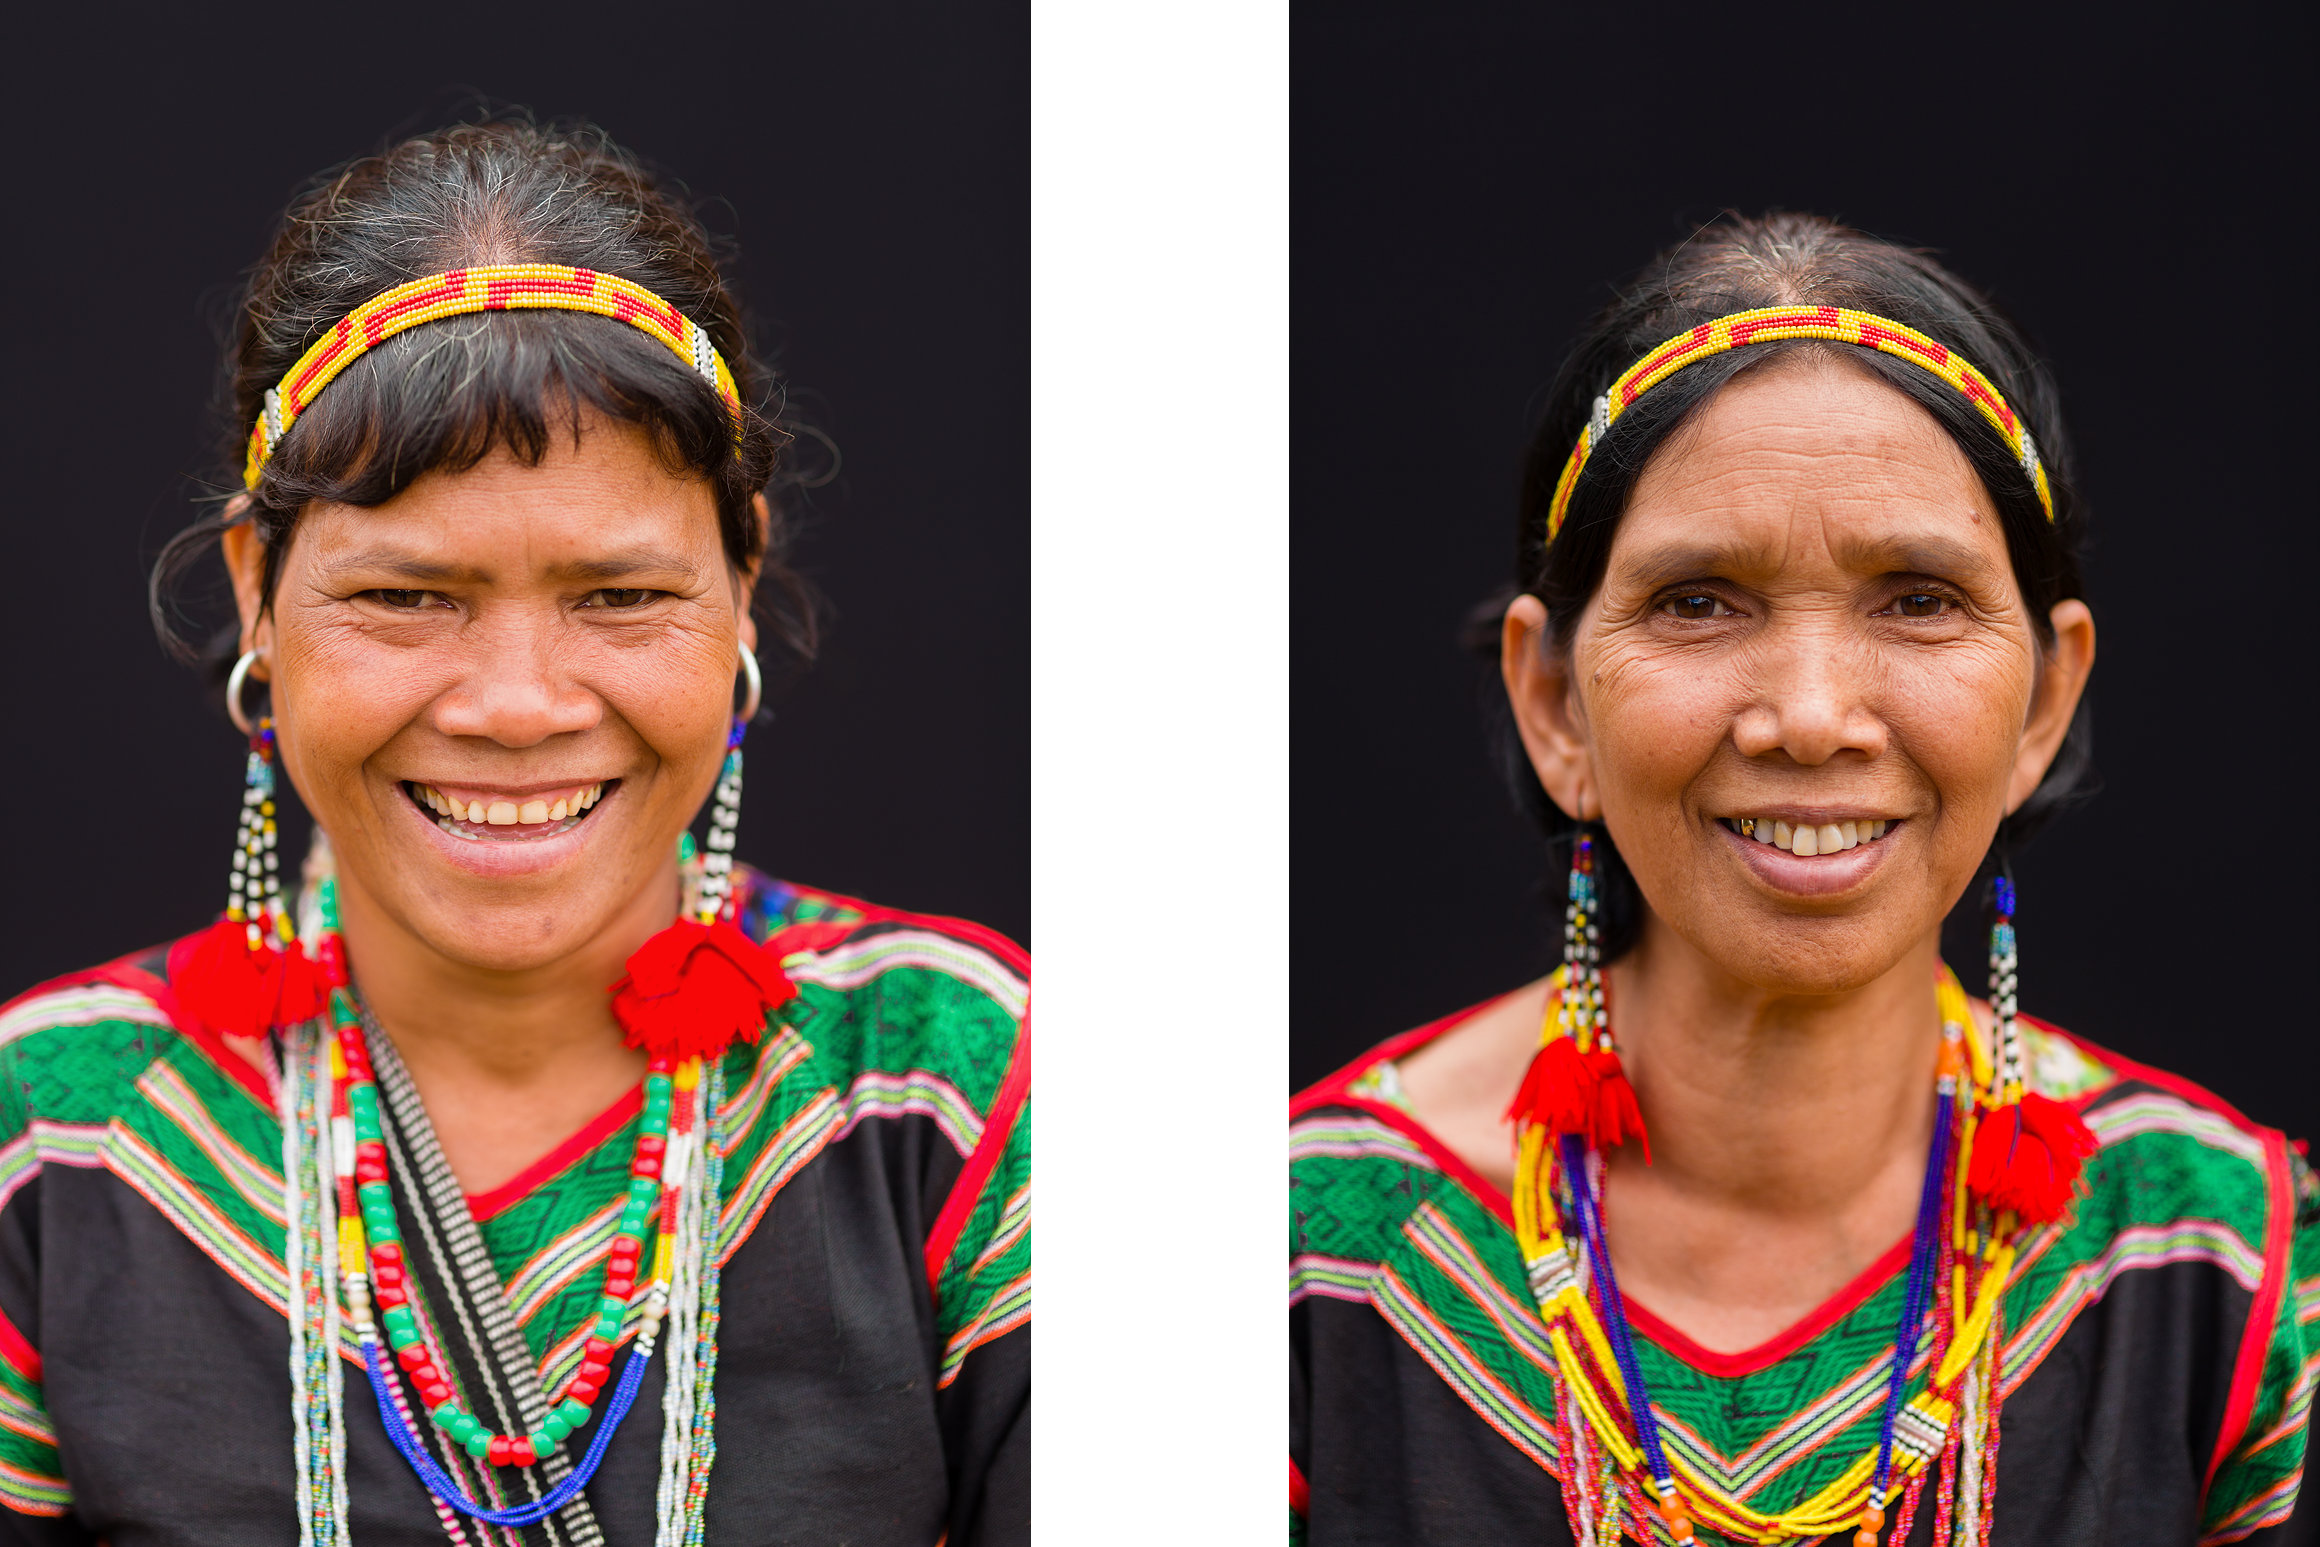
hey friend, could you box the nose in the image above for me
[1729,618,1888,767]
[426,618,602,748]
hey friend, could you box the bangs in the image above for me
[257,310,759,518]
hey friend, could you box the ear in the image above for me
[2004,598,2096,814]
[1501,594,1600,821]
[215,496,273,672]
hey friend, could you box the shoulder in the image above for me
[2023,1014,2284,1181]
[1290,1009,1494,1272]
[0,938,263,1128]
[742,874,1028,1133]
[2013,1014,2303,1367]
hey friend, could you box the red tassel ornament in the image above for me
[1507,1036,1651,1161]
[610,916,797,1063]
[175,918,342,1038]
[1507,1036,1595,1134]
[1965,1091,2095,1224]
[1583,1047,1649,1161]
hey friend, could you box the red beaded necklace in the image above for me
[328,1000,703,1468]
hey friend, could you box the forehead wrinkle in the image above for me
[310,546,488,585]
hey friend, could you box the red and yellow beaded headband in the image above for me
[243,263,743,490]
[1543,305,2054,546]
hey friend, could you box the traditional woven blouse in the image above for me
[0,871,1029,1545]
[1290,1001,2318,1545]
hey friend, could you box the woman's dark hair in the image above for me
[151,115,818,684]
[1473,212,2094,960]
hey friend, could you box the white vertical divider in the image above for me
[1032,1,1287,1539]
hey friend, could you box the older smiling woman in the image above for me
[1290,216,2317,1546]
[0,123,1027,1544]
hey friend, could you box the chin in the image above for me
[1689,912,1921,999]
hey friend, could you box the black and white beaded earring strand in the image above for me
[695,645,762,926]
[1988,856,2023,1098]
[225,648,288,949]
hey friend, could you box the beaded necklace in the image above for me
[1517,973,2012,1546]
[333,1008,699,1509]
[281,794,779,1543]
[1508,839,2087,1546]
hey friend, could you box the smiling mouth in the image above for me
[404,781,616,843]
[1720,816,1901,857]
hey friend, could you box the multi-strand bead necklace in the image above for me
[332,1015,703,1481]
[1508,838,2092,1546]
[269,712,786,1543]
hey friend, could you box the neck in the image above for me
[328,860,678,1107]
[1604,919,1946,1220]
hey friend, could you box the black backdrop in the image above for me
[0,5,1027,1000]
[1292,5,2317,1145]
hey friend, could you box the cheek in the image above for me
[592,634,738,763]
[1585,647,1734,797]
[273,625,446,784]
[1887,641,2034,816]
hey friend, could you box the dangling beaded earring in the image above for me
[609,645,793,1063]
[1506,829,1648,1160]
[693,643,759,926]
[176,650,337,1036]
[1964,860,2095,1224]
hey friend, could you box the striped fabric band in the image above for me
[244,264,743,488]
[1545,305,2055,544]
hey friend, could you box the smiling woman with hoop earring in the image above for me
[0,120,1027,1545]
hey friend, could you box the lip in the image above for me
[394,777,621,880]
[1719,814,1902,899]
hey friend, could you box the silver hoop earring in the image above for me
[736,644,763,724]
[226,649,267,736]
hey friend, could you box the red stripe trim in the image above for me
[771,885,1030,978]
[924,1017,1030,1292]
[2206,1124,2294,1491]
[1623,1233,1913,1378]
[464,1085,646,1223]
[1289,1456,1310,1517]
[2023,1016,2265,1132]
[0,1302,40,1386]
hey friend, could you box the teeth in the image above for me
[418,784,605,827]
[1732,816,1898,854]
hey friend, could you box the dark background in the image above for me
[0,5,1028,999]
[1293,5,2317,1142]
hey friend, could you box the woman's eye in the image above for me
[1663,594,1728,620]
[367,589,436,610]
[1892,593,1948,618]
[585,588,659,609]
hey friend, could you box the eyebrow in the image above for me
[1620,530,1998,587]
[317,546,707,584]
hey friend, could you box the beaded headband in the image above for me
[1544,304,2054,546]
[243,264,743,490]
